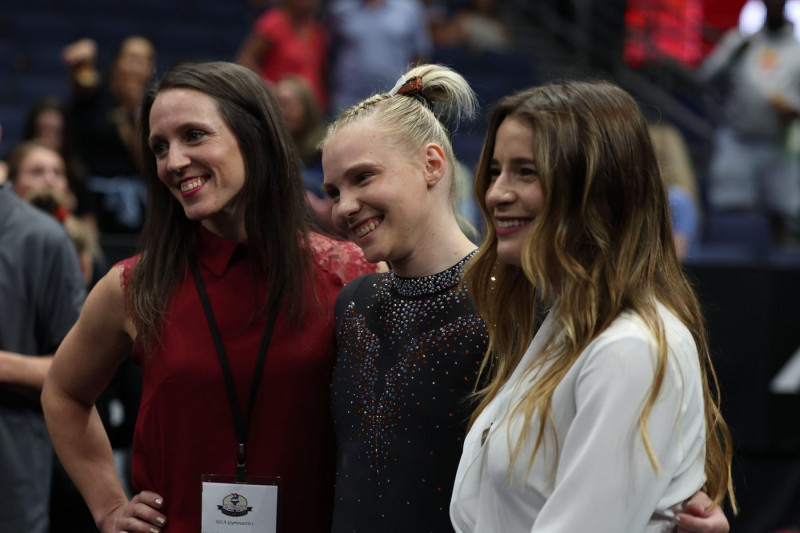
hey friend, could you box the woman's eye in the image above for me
[488,167,501,181]
[323,187,339,201]
[355,173,372,184]
[520,167,538,177]
[151,143,167,157]
[187,130,206,142]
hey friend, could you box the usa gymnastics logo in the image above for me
[217,493,253,517]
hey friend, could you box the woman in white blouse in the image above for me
[452,81,736,532]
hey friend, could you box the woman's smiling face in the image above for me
[321,117,434,268]
[148,88,247,240]
[485,116,544,267]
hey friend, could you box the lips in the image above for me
[178,176,208,197]
[496,218,530,228]
[351,216,383,239]
[494,217,532,236]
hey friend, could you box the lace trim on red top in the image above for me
[117,255,140,322]
[117,233,377,319]
[308,231,379,286]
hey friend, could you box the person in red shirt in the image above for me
[237,0,328,110]
[41,61,377,533]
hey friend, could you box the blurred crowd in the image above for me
[1,0,800,531]
[1,0,519,248]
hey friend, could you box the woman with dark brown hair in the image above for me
[42,61,377,533]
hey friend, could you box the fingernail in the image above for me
[155,497,163,505]
[150,528,158,533]
[156,516,166,524]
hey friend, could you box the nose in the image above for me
[166,145,190,174]
[334,188,360,226]
[44,169,60,187]
[485,174,514,209]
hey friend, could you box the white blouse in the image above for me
[450,304,707,532]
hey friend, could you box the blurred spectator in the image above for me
[6,141,77,213]
[21,96,94,227]
[23,98,69,154]
[429,0,513,52]
[0,126,86,533]
[698,0,800,243]
[649,123,701,260]
[275,76,327,185]
[62,36,156,234]
[6,138,108,285]
[326,0,432,114]
[27,189,96,287]
[274,75,338,231]
[237,0,329,110]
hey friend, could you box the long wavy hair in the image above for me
[129,62,312,351]
[320,63,478,228]
[463,80,735,509]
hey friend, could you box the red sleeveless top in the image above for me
[119,227,377,532]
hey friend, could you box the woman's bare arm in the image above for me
[42,266,167,532]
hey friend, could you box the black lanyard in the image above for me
[190,256,279,482]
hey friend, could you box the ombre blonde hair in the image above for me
[464,80,735,510]
[320,64,478,224]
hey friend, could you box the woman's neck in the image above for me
[391,224,476,278]
[201,216,246,242]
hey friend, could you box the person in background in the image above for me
[274,74,333,228]
[6,140,76,211]
[62,35,156,234]
[452,80,735,531]
[429,0,513,52]
[698,0,800,244]
[41,61,377,533]
[326,0,432,114]
[22,96,92,222]
[237,0,329,110]
[0,124,87,533]
[649,122,701,261]
[6,140,107,283]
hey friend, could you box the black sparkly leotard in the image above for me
[331,251,488,532]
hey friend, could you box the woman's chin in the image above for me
[495,245,522,267]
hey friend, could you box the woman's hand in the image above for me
[677,490,729,533]
[98,491,167,533]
